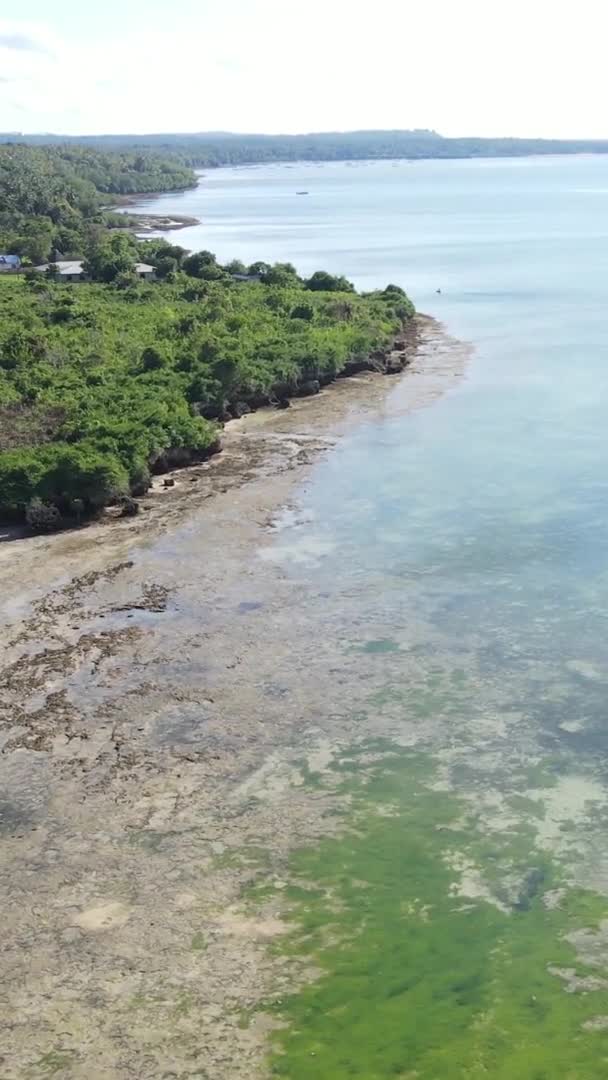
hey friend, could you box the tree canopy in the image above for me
[0,260,414,525]
[0,144,196,264]
[0,141,416,529]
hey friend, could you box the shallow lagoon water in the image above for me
[130,158,608,1072]
[137,155,608,772]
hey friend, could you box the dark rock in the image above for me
[276,398,291,410]
[163,478,175,488]
[121,497,140,517]
[297,379,320,397]
[191,401,222,420]
[338,358,373,377]
[384,355,405,375]
[248,391,271,409]
[272,382,294,402]
[25,499,62,532]
[512,868,546,912]
[149,439,221,476]
[231,401,252,418]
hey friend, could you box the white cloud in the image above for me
[0,32,48,52]
[0,1,607,137]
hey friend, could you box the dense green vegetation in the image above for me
[0,258,413,525]
[0,144,414,528]
[0,144,196,263]
[6,130,608,166]
[258,742,608,1078]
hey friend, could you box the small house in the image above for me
[135,263,156,281]
[0,254,21,271]
[32,260,88,282]
[31,260,157,283]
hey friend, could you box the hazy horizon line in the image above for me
[3,128,608,143]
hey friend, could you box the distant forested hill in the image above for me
[0,145,196,263]
[4,130,608,166]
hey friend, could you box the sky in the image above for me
[0,0,606,138]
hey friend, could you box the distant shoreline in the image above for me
[112,210,200,232]
[109,192,200,232]
[8,130,608,167]
[115,148,608,234]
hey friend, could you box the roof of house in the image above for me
[33,260,85,275]
[31,260,156,276]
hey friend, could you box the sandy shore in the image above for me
[109,193,200,232]
[110,211,200,233]
[0,317,469,1078]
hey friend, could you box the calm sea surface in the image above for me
[130,158,608,1073]
[135,157,608,755]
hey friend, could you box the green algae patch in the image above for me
[190,932,208,951]
[267,748,608,1078]
[31,1050,75,1076]
[368,667,472,720]
[361,639,401,654]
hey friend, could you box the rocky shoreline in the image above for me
[196,318,420,426]
[153,318,421,473]
[7,319,424,536]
